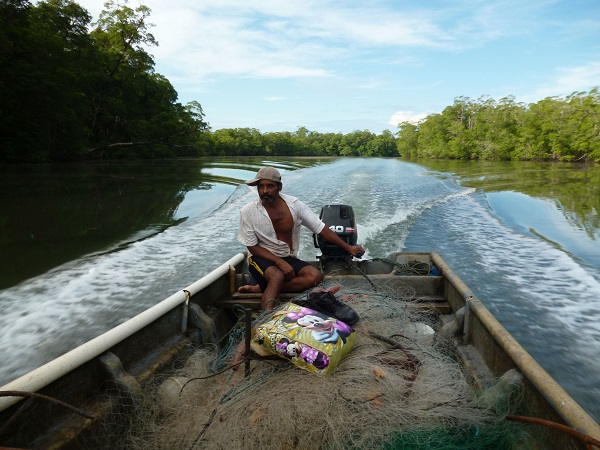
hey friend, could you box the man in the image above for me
[238,166,365,311]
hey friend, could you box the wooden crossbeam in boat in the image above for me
[215,298,262,309]
[215,294,451,314]
[411,296,451,314]
[216,292,302,310]
[231,292,302,300]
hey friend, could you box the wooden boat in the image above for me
[1,251,599,449]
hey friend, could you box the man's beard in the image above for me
[260,194,275,205]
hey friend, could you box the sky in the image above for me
[74,0,599,135]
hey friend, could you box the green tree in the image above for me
[442,97,477,159]
[396,122,419,158]
[368,130,397,156]
[88,0,157,146]
[339,130,374,156]
[211,128,266,156]
[263,131,295,156]
[0,0,208,161]
[472,96,524,160]
[396,89,599,162]
[87,0,205,158]
[319,132,343,156]
[514,98,556,160]
[414,113,448,158]
[563,89,600,162]
[0,0,94,160]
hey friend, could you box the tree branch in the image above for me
[87,129,200,153]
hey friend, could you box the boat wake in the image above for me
[1,158,598,423]
[0,185,252,386]
[406,191,600,420]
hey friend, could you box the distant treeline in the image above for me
[223,89,597,162]
[204,127,399,157]
[1,1,598,162]
[202,89,600,162]
[397,91,600,163]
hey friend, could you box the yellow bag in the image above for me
[251,303,356,375]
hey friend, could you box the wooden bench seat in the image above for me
[214,294,451,314]
[231,292,303,300]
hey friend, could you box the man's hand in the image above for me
[276,259,295,280]
[319,227,365,258]
[248,245,296,280]
[349,245,365,258]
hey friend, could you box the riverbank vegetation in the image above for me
[1,0,599,163]
[1,0,208,162]
[396,91,600,163]
[203,90,600,162]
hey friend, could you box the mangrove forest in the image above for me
[1,0,599,162]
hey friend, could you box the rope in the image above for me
[371,257,433,276]
[0,390,94,436]
[506,415,600,447]
[349,262,378,291]
[0,391,94,419]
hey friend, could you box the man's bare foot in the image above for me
[238,284,261,293]
[232,341,246,371]
[312,285,341,295]
[262,298,279,311]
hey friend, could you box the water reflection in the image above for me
[5,157,595,290]
[415,160,600,241]
[0,158,329,289]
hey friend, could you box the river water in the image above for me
[0,158,599,423]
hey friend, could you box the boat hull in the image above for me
[0,252,598,449]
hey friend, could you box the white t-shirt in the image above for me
[238,193,325,257]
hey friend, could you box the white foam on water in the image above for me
[286,159,473,258]
[1,158,599,423]
[0,184,254,385]
[405,187,600,420]
[416,192,600,398]
[450,196,600,336]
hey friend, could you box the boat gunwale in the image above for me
[0,252,246,412]
[1,250,598,447]
[430,252,600,441]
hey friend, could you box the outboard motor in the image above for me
[313,204,357,262]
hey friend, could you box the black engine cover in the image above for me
[313,204,357,260]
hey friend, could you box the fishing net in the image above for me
[90,276,527,450]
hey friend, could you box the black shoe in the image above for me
[298,290,359,325]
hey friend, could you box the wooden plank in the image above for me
[214,297,451,314]
[412,302,451,314]
[214,298,261,309]
[412,295,446,303]
[231,292,302,300]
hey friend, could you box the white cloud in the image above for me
[551,62,600,94]
[74,0,531,84]
[531,61,600,100]
[63,0,599,132]
[388,111,429,127]
[145,2,341,80]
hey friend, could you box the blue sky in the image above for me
[75,0,599,134]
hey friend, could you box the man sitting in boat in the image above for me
[238,166,364,310]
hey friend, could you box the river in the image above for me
[0,157,599,423]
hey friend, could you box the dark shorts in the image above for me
[248,255,312,292]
